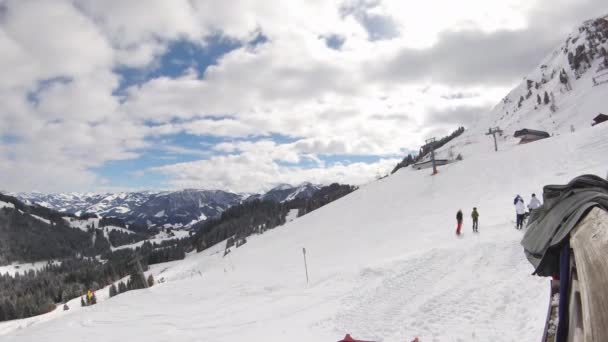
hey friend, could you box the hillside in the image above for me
[431,16,608,163]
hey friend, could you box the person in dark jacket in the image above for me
[456,209,463,235]
[471,207,479,232]
[515,198,526,229]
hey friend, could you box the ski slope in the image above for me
[2,121,607,341]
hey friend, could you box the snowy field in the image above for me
[0,200,15,209]
[0,261,61,277]
[111,229,191,251]
[2,121,607,341]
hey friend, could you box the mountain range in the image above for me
[13,183,322,229]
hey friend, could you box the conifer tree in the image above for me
[543,91,550,104]
[118,281,127,294]
[537,94,541,105]
[109,284,118,297]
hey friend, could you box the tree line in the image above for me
[191,183,357,252]
[391,126,465,174]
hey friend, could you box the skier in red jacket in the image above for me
[456,209,463,235]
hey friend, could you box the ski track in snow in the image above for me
[321,228,544,342]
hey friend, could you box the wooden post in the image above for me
[302,247,309,284]
[570,207,608,342]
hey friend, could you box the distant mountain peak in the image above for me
[270,183,294,191]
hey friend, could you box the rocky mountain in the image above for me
[484,16,608,133]
[128,189,245,228]
[427,15,608,162]
[15,191,156,217]
[14,184,324,229]
[245,183,322,203]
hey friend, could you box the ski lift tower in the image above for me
[486,127,503,152]
[425,137,438,175]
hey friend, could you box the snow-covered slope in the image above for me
[3,120,607,342]
[473,18,606,140]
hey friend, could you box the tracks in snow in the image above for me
[327,231,546,341]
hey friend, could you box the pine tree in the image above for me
[147,274,155,287]
[109,284,118,297]
[118,281,127,294]
[537,94,541,105]
[543,91,550,104]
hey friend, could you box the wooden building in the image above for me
[513,129,550,144]
[592,113,608,126]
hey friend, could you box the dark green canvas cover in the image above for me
[521,174,608,277]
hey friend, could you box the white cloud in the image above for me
[0,0,604,192]
[151,152,399,193]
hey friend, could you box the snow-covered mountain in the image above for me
[246,182,322,203]
[423,16,608,165]
[128,189,245,228]
[477,16,607,137]
[14,184,323,229]
[15,191,156,217]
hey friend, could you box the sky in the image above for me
[0,0,605,194]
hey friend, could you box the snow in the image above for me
[103,225,134,234]
[0,261,61,277]
[185,213,208,227]
[34,201,51,208]
[154,210,165,218]
[285,209,299,222]
[67,217,100,232]
[272,183,293,191]
[113,206,131,214]
[30,215,51,225]
[111,230,190,251]
[0,201,15,209]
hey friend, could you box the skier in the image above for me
[456,209,463,235]
[513,194,523,205]
[528,193,541,213]
[515,198,526,229]
[471,207,479,232]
